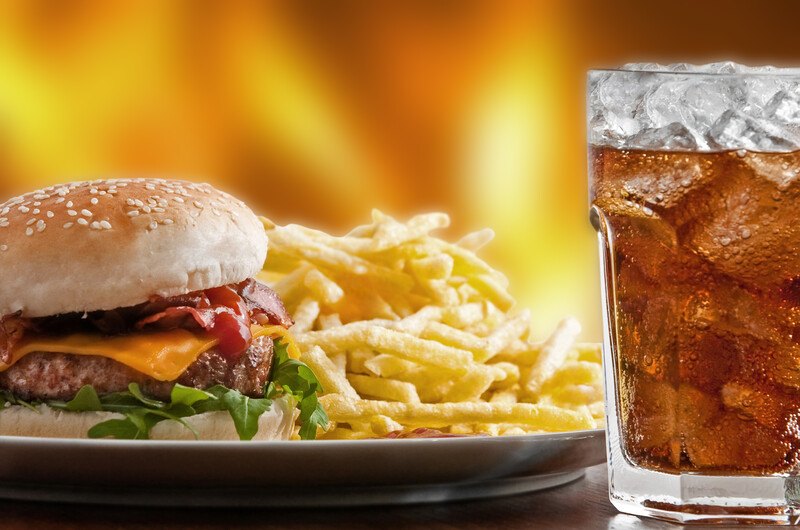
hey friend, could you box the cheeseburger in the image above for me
[0,178,325,440]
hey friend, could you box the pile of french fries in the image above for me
[259,211,604,439]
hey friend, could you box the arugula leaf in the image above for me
[87,418,142,439]
[220,390,272,441]
[63,385,103,412]
[267,339,329,440]
[170,385,216,407]
[298,393,328,441]
[127,383,167,409]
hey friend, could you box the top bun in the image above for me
[0,178,268,318]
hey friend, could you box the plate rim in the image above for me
[0,427,604,449]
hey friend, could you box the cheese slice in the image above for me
[0,324,299,381]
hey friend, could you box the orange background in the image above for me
[0,1,798,341]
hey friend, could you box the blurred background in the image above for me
[0,0,798,340]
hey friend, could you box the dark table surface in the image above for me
[0,464,757,530]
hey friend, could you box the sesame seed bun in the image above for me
[0,179,268,318]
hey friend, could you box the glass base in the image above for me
[610,447,800,525]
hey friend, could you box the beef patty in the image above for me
[0,335,275,401]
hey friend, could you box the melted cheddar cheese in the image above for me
[0,324,298,381]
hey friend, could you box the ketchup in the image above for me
[204,286,253,361]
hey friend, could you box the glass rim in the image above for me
[588,66,800,78]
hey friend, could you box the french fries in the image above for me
[261,211,604,438]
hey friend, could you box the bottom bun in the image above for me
[0,396,296,440]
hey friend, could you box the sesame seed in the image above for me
[91,198,99,205]
[46,211,54,218]
[25,227,33,236]
[126,199,136,206]
[100,220,112,230]
[77,218,88,226]
[63,222,74,229]
[163,219,174,225]
[153,207,165,213]
[26,218,36,226]
[36,220,45,232]
[81,209,93,217]
[0,219,8,228]
[173,197,184,203]
[127,211,140,217]
[66,201,73,208]
[148,221,158,230]
[193,201,203,209]
[91,221,101,230]
[0,245,7,251]
[134,199,144,207]
[32,209,40,215]
[19,206,29,213]
[142,206,152,213]
[90,189,98,195]
[67,210,77,217]
[33,202,41,207]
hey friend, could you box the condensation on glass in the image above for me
[590,62,800,524]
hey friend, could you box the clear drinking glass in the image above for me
[589,63,800,524]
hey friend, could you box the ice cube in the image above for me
[609,210,678,281]
[592,148,718,212]
[707,109,800,152]
[764,87,800,125]
[741,150,800,189]
[684,409,793,470]
[680,382,794,471]
[616,261,678,377]
[684,152,800,290]
[721,381,785,430]
[621,375,677,455]
[643,80,688,128]
[679,274,779,343]
[681,79,744,130]
[629,123,698,151]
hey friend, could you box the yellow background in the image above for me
[0,1,796,341]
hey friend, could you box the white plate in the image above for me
[0,429,605,506]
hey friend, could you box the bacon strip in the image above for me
[135,306,217,331]
[0,315,30,364]
[238,279,293,328]
[133,281,289,361]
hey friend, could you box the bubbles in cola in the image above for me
[591,63,800,474]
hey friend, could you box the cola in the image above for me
[591,145,800,474]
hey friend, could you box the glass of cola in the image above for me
[590,63,800,524]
